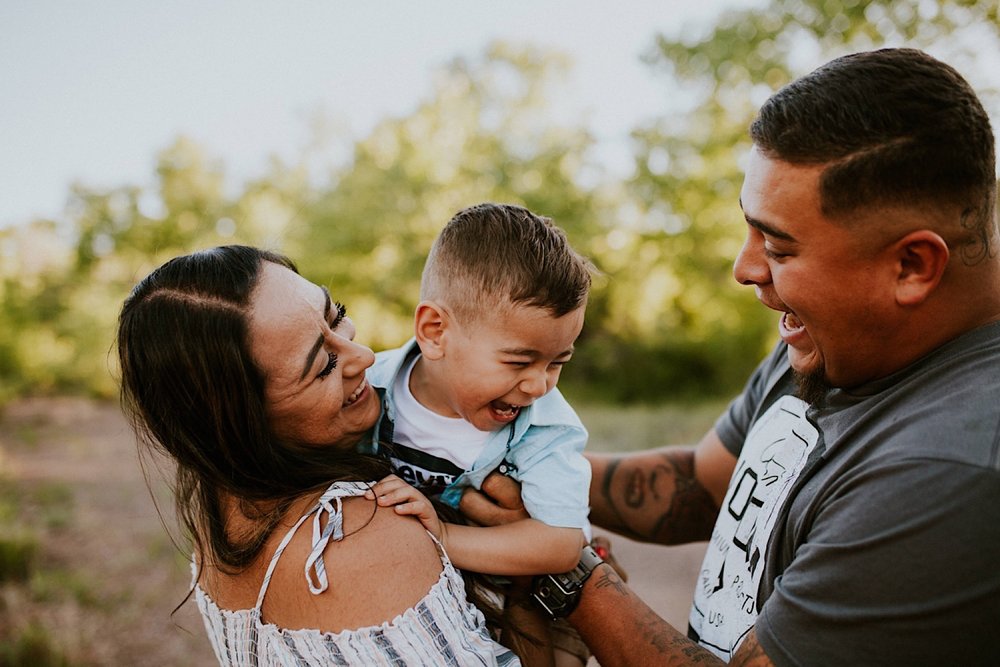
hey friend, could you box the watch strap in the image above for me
[532,544,604,619]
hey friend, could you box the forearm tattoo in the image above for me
[590,566,717,664]
[586,564,733,665]
[591,566,628,596]
[646,623,720,665]
[600,450,718,544]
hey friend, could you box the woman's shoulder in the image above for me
[261,493,445,634]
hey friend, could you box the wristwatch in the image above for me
[532,544,604,619]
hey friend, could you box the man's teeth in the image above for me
[785,312,804,329]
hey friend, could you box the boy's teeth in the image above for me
[492,401,520,417]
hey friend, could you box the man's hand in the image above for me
[459,471,530,526]
[590,535,628,583]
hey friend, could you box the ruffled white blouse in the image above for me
[194,481,519,666]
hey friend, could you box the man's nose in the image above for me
[733,229,770,286]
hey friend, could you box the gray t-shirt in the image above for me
[691,322,1000,666]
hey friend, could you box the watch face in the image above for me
[532,575,568,618]
[532,545,604,619]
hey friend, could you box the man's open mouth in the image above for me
[783,311,805,331]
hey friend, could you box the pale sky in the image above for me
[0,0,759,228]
[5,2,998,232]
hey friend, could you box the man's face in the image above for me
[733,147,899,391]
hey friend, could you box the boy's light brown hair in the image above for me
[420,203,594,324]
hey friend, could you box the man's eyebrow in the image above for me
[299,287,332,381]
[744,212,797,243]
[739,197,797,242]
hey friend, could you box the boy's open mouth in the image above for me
[489,400,522,422]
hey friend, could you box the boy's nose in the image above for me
[519,371,548,399]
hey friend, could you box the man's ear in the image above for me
[893,230,950,306]
[414,301,449,360]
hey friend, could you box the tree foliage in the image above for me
[2,1,999,406]
[616,0,1000,397]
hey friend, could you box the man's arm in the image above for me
[587,428,735,545]
[568,563,773,667]
[459,443,775,664]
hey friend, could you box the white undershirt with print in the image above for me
[391,354,491,471]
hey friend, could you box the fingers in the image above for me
[365,475,425,509]
[479,471,525,510]
[460,487,530,527]
[460,471,529,526]
[591,535,628,583]
[388,499,430,518]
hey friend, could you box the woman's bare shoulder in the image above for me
[261,495,445,633]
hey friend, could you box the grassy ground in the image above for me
[572,398,727,453]
[0,396,723,665]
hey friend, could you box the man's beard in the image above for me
[793,368,832,406]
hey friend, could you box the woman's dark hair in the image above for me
[117,245,391,571]
[118,245,510,636]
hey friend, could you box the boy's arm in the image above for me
[372,474,584,575]
[443,519,584,575]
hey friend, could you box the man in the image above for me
[463,48,1000,665]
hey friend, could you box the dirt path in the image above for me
[0,398,706,665]
[1,398,211,665]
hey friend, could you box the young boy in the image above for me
[364,202,594,663]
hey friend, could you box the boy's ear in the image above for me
[893,230,950,306]
[414,301,449,360]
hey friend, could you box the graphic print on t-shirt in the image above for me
[689,395,818,659]
[389,443,464,498]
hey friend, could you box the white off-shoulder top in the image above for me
[194,481,520,666]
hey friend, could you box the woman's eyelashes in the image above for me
[318,352,338,379]
[330,302,346,331]
[315,302,346,380]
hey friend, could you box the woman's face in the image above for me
[248,261,380,449]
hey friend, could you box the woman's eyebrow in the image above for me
[298,287,332,381]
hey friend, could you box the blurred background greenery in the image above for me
[2,1,1000,664]
[2,0,999,409]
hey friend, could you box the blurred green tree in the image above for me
[3,4,999,404]
[609,0,1000,400]
[286,43,605,351]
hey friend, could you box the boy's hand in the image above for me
[459,470,530,527]
[367,475,444,541]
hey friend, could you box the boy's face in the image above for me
[422,302,585,431]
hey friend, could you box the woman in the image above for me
[117,245,521,665]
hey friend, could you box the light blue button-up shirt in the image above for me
[364,339,591,530]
